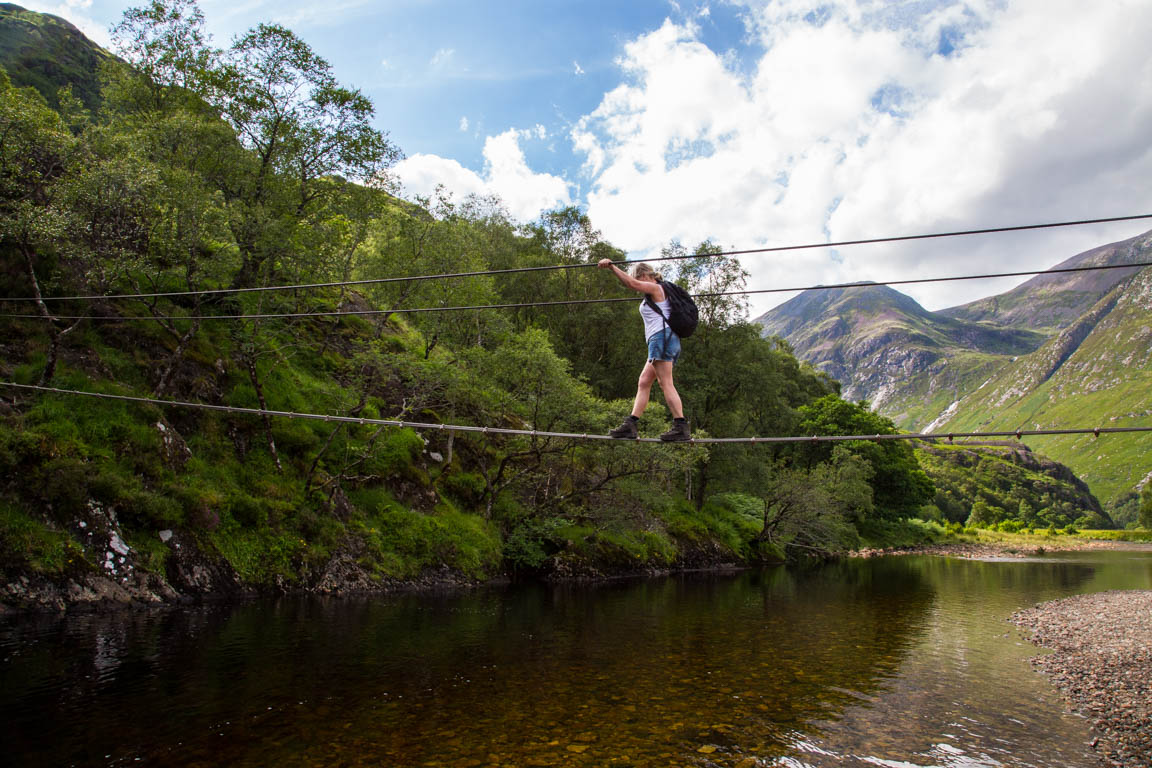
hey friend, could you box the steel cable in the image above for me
[3,260,1149,323]
[2,212,1149,304]
[3,383,1148,445]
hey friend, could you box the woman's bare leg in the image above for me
[652,361,684,419]
[631,362,658,417]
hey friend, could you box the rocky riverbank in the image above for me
[1010,591,1152,768]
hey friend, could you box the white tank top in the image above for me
[640,294,672,341]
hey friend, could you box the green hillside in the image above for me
[916,442,1110,530]
[0,3,115,111]
[934,267,1152,516]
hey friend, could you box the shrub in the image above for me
[439,471,486,506]
[503,516,568,570]
[34,458,91,518]
[0,502,87,574]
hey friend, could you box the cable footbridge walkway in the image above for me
[4,383,1150,446]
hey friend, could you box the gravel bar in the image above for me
[1010,590,1152,768]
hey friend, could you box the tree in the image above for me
[215,22,401,285]
[0,70,81,383]
[756,447,871,557]
[113,0,403,287]
[796,395,934,519]
[1139,486,1152,530]
[109,0,218,111]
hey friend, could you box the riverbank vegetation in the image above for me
[0,1,1127,605]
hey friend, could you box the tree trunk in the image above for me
[23,246,81,385]
[153,317,203,398]
[243,352,283,472]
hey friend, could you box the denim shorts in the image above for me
[647,328,681,363]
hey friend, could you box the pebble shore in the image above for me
[1010,590,1152,768]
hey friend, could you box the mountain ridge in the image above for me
[940,230,1152,333]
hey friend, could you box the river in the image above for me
[4,550,1151,767]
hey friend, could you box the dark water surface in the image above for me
[4,551,1152,768]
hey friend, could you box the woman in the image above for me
[597,258,691,441]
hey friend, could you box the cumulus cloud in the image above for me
[572,0,1152,314]
[395,129,572,222]
[459,116,469,132]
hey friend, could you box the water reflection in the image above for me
[2,551,1150,767]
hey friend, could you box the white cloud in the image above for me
[395,129,572,222]
[459,116,469,132]
[574,60,585,76]
[572,0,1152,315]
[429,48,455,69]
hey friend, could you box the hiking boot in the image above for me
[609,416,639,439]
[660,418,691,442]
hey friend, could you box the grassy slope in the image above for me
[0,4,115,110]
[937,268,1152,509]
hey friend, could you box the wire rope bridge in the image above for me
[3,384,1151,446]
[3,213,1152,443]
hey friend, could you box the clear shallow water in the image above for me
[3,551,1152,768]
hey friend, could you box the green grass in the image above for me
[352,498,502,579]
[661,495,762,558]
[857,517,948,548]
[0,502,88,575]
[1076,529,1152,542]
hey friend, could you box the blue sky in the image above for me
[72,0,753,193]
[28,0,1152,315]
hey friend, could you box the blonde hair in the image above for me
[631,262,662,281]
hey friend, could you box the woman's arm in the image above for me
[597,259,664,299]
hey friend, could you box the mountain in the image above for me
[0,3,115,111]
[929,264,1152,512]
[755,230,1152,514]
[940,230,1152,333]
[753,283,1044,427]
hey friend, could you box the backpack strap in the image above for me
[645,280,671,357]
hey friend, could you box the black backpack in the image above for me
[646,279,699,338]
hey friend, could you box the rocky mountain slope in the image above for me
[753,283,1044,427]
[940,230,1152,333]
